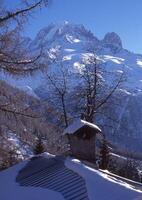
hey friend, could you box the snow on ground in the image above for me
[7,131,33,159]
[118,88,132,95]
[110,152,127,160]
[66,34,81,44]
[40,152,56,158]
[0,160,64,200]
[116,69,124,73]
[63,54,73,61]
[64,48,76,52]
[137,60,142,68]
[65,158,142,200]
[102,55,125,64]
[73,62,85,73]
[0,155,142,200]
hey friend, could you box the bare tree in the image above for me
[0,0,48,74]
[44,53,125,129]
[76,53,125,123]
[0,1,47,24]
[46,62,70,128]
[0,0,49,117]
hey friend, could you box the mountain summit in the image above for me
[102,32,123,52]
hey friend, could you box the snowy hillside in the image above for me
[0,154,142,200]
[0,80,66,168]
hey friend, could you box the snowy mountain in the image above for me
[29,22,142,92]
[1,22,142,153]
[3,22,142,91]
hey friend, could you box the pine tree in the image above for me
[33,137,45,155]
[99,139,109,170]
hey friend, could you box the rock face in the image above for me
[102,32,123,53]
[1,22,142,154]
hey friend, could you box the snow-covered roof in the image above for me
[63,119,102,135]
[0,154,142,200]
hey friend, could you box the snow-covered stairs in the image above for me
[16,156,89,200]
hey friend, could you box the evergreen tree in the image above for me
[33,137,45,155]
[99,139,109,170]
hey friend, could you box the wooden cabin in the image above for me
[63,119,103,161]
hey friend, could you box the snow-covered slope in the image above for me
[0,155,142,200]
[0,160,63,200]
[66,158,142,200]
[0,80,65,167]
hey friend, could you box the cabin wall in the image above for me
[69,127,97,161]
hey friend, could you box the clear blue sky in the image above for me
[8,0,142,53]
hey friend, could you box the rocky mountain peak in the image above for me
[102,32,122,52]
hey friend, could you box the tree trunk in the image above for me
[61,94,68,128]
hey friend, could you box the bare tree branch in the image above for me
[95,73,124,110]
[46,62,69,127]
[0,0,47,24]
[0,106,40,118]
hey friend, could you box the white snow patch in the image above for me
[64,20,69,25]
[82,53,94,60]
[116,70,124,73]
[137,60,142,68]
[137,89,142,93]
[48,46,60,59]
[110,152,127,160]
[40,152,55,158]
[63,54,72,61]
[66,34,81,44]
[119,89,132,95]
[65,158,142,200]
[73,38,81,43]
[103,55,124,64]
[8,132,20,145]
[64,48,76,52]
[0,161,64,200]
[73,62,85,73]
[7,131,32,158]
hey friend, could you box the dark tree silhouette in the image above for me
[99,139,109,170]
[33,137,45,155]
